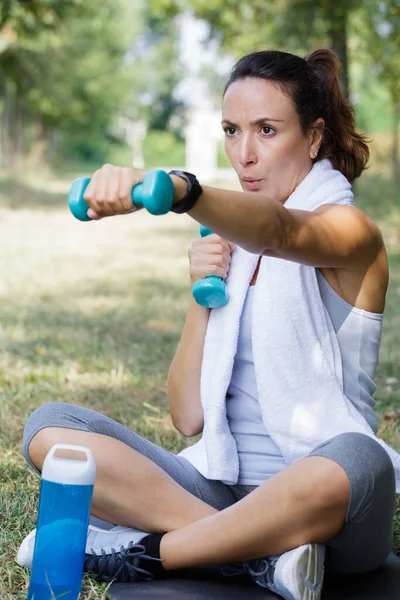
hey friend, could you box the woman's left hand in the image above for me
[83,164,147,220]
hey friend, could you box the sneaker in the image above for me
[84,525,163,583]
[16,528,37,570]
[16,524,105,571]
[246,543,325,600]
[16,523,161,584]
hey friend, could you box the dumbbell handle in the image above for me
[68,169,174,221]
[192,225,229,308]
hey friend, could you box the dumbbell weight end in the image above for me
[192,276,229,308]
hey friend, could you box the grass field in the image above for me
[0,167,399,599]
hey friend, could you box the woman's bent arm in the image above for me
[167,296,209,437]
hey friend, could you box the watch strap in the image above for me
[168,170,203,214]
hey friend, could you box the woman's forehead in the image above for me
[222,78,295,120]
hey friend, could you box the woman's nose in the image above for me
[238,136,258,166]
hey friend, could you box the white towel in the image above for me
[178,159,400,493]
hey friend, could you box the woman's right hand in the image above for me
[83,164,147,220]
[188,234,235,285]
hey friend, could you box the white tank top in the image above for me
[226,269,383,485]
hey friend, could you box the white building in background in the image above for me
[185,108,223,182]
[118,116,147,169]
[176,13,235,182]
[119,14,236,181]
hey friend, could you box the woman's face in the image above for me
[222,77,322,203]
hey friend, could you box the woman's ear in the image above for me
[309,118,324,159]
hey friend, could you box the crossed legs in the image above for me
[28,426,350,571]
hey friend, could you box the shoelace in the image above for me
[245,556,279,591]
[84,542,163,583]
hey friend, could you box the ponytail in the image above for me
[305,49,369,182]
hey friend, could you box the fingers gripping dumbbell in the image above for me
[192,225,229,308]
[68,169,175,220]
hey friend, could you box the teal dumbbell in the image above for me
[192,225,229,308]
[68,169,175,221]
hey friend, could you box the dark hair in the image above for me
[223,49,369,183]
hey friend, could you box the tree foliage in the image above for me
[150,0,357,94]
[0,0,83,32]
[0,0,185,168]
[363,1,400,105]
[126,4,185,133]
[0,1,133,166]
[361,1,400,180]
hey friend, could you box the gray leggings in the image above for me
[22,402,396,574]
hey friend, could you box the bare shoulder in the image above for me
[316,203,387,270]
[315,203,382,243]
[316,205,389,313]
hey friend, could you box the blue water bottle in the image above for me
[28,444,96,600]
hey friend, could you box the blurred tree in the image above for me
[0,0,185,171]
[270,0,359,98]
[360,1,400,181]
[0,0,81,32]
[0,0,88,169]
[0,1,131,169]
[126,7,185,137]
[150,0,359,97]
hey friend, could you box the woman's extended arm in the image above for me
[170,175,284,256]
[83,164,383,273]
[170,175,383,271]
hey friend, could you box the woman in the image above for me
[17,49,399,600]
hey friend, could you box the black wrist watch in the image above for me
[168,170,203,214]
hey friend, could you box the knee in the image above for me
[337,432,394,487]
[347,433,396,520]
[22,402,73,468]
[27,428,54,469]
[305,456,351,514]
[312,432,394,485]
[278,456,352,544]
[312,432,396,520]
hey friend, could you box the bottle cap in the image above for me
[42,444,96,486]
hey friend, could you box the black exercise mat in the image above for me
[110,552,400,599]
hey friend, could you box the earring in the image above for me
[314,151,318,157]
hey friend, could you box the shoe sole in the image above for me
[274,543,325,600]
[16,524,109,570]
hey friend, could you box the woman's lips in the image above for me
[242,179,262,190]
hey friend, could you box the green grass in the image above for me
[0,168,399,599]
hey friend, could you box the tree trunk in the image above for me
[25,116,52,171]
[1,78,11,169]
[0,78,25,172]
[12,93,25,173]
[393,103,400,184]
[325,0,349,98]
[9,84,18,173]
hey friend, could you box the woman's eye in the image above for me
[224,127,236,136]
[261,126,274,136]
